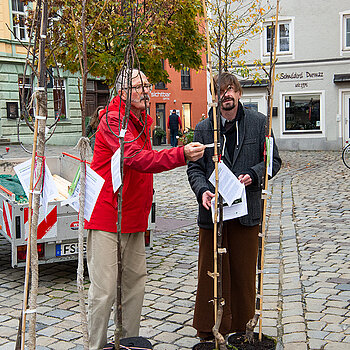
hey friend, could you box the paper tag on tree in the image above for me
[266,136,273,177]
[111,148,122,192]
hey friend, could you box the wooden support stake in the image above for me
[258,0,280,342]
[201,1,227,349]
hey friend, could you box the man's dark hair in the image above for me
[173,109,176,113]
[212,72,243,96]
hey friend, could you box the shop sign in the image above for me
[279,71,324,81]
[279,71,324,89]
[151,91,171,100]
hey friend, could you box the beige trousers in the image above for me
[87,229,147,350]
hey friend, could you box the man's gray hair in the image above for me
[116,68,145,92]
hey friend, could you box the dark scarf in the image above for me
[221,102,244,163]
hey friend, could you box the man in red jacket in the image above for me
[85,69,205,349]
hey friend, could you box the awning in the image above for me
[333,74,350,83]
[240,79,269,88]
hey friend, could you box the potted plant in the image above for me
[178,128,194,145]
[153,126,166,146]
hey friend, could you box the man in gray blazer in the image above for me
[187,72,281,341]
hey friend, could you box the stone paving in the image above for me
[0,145,349,349]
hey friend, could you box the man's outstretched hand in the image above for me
[184,142,205,162]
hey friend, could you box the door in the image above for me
[182,103,191,131]
[155,103,166,143]
[344,92,350,144]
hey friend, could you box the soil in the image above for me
[192,342,216,350]
[227,332,276,350]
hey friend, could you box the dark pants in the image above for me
[170,129,178,147]
[193,220,259,338]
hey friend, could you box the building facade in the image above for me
[239,0,350,150]
[1,1,208,147]
[0,0,109,145]
[149,59,208,144]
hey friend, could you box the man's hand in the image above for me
[238,174,252,186]
[184,142,205,162]
[202,190,215,210]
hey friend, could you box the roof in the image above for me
[239,79,269,88]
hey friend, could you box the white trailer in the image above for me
[0,153,154,267]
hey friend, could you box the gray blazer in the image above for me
[187,103,281,228]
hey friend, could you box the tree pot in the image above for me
[192,341,216,350]
[103,336,153,349]
[227,332,276,350]
[152,136,161,146]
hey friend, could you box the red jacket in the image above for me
[85,96,186,233]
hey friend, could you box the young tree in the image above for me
[45,0,205,86]
[207,0,272,77]
[15,1,52,349]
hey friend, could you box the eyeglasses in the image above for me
[131,83,153,93]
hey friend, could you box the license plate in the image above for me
[56,242,86,256]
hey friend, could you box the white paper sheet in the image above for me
[111,148,122,192]
[41,162,59,216]
[267,136,274,177]
[61,165,105,222]
[211,187,248,222]
[209,162,245,206]
[14,158,59,216]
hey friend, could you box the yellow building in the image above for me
[0,0,109,145]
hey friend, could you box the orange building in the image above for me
[149,56,208,144]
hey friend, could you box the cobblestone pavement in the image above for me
[0,146,349,349]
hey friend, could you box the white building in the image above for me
[239,0,350,150]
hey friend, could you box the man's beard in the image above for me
[221,97,235,111]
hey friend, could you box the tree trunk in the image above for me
[27,0,49,348]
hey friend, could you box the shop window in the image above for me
[53,78,66,119]
[264,19,293,55]
[12,0,29,41]
[181,68,191,89]
[283,94,321,132]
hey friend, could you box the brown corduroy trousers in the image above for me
[193,219,259,339]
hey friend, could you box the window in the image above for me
[341,13,350,52]
[12,0,28,41]
[283,94,321,133]
[264,19,293,55]
[155,59,166,89]
[86,79,109,117]
[347,17,350,47]
[53,78,66,119]
[18,76,33,118]
[181,68,191,89]
[240,94,267,115]
[243,102,259,112]
[155,81,166,89]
